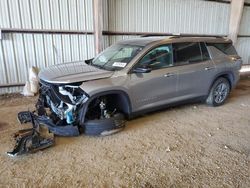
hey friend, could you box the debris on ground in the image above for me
[7,112,54,156]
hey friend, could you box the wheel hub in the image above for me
[214,83,228,103]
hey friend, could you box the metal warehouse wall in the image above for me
[105,0,231,45]
[237,6,250,64]
[0,0,95,94]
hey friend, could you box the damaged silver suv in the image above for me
[8,36,242,156]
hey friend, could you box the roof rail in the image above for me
[141,34,173,37]
[169,34,226,39]
[141,33,226,38]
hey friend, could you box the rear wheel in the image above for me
[206,77,230,106]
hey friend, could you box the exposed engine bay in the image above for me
[37,80,89,129]
[8,80,126,156]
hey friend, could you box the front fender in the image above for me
[79,75,130,97]
[78,76,132,125]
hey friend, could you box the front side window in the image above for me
[92,44,143,71]
[173,42,203,65]
[136,45,173,70]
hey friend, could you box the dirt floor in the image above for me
[0,78,250,188]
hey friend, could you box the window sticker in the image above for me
[112,62,127,68]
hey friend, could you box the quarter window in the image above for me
[136,45,173,70]
[172,42,202,65]
[206,42,237,55]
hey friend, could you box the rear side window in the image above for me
[206,42,237,55]
[173,42,202,65]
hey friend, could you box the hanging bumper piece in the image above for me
[7,112,55,157]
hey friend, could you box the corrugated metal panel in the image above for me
[108,35,138,46]
[62,34,72,62]
[236,38,250,65]
[77,0,86,30]
[53,34,64,64]
[0,0,93,30]
[103,35,110,49]
[86,35,95,58]
[103,0,109,31]
[30,0,42,29]
[23,34,37,68]
[69,0,78,30]
[19,0,32,28]
[50,0,61,30]
[85,0,94,30]
[0,33,95,94]
[107,0,230,35]
[34,34,47,69]
[0,38,8,85]
[12,34,28,81]
[239,6,250,35]
[8,0,22,28]
[60,0,70,29]
[2,34,19,84]
[0,0,11,27]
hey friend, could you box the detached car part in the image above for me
[7,112,54,157]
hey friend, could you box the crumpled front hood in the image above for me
[39,61,114,84]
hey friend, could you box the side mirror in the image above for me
[85,58,94,65]
[132,66,152,73]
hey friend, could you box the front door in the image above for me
[129,44,179,112]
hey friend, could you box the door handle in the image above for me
[205,67,215,71]
[164,73,175,77]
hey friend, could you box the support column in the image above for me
[93,0,103,55]
[228,0,244,44]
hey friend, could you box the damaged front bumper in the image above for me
[33,80,92,135]
[37,80,89,127]
[8,81,88,156]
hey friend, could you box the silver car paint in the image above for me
[39,37,242,114]
[39,61,114,84]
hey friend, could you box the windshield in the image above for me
[91,44,143,71]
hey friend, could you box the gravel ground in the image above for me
[0,78,250,187]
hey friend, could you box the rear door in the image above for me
[173,42,217,99]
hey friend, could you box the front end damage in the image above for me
[8,81,88,156]
[8,80,126,156]
[34,80,89,136]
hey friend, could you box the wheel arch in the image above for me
[209,71,234,92]
[79,90,132,124]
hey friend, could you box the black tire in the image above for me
[206,77,230,106]
[84,113,126,136]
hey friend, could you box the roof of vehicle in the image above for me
[116,36,232,47]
